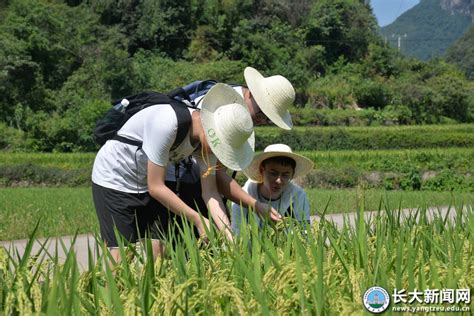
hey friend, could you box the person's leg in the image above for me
[92,183,143,263]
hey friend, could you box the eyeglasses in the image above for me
[265,170,292,183]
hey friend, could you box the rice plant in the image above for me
[1,203,472,315]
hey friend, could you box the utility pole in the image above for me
[392,34,407,52]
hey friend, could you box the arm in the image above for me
[147,160,210,237]
[216,169,282,222]
[200,173,233,241]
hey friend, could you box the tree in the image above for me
[304,0,378,66]
[445,25,474,80]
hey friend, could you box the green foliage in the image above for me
[422,170,473,192]
[445,25,474,80]
[88,0,193,57]
[0,163,90,186]
[352,78,390,109]
[306,66,359,109]
[2,139,472,192]
[305,0,378,65]
[0,201,472,313]
[306,57,473,123]
[0,0,472,152]
[0,187,98,240]
[255,125,474,151]
[0,122,29,151]
[290,107,414,126]
[131,53,244,92]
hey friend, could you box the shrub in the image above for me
[422,170,473,192]
[0,163,90,187]
[0,122,28,151]
[306,75,356,109]
[131,53,245,92]
[380,105,413,125]
[255,125,474,151]
[353,79,390,109]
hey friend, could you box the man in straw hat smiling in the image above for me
[92,83,256,262]
[231,144,314,235]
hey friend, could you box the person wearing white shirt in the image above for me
[92,84,256,262]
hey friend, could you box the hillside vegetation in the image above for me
[0,0,473,152]
[381,0,472,60]
[446,25,474,80]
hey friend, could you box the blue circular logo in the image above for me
[363,286,390,314]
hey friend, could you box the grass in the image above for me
[1,147,472,192]
[308,189,474,215]
[301,147,474,172]
[1,204,472,314]
[0,152,94,169]
[255,123,474,136]
[0,187,98,240]
[1,187,472,240]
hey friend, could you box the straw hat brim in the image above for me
[200,83,255,171]
[244,67,293,130]
[243,151,313,183]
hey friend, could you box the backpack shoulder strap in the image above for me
[112,95,193,150]
[168,99,193,151]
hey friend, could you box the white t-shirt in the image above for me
[92,104,216,193]
[231,180,310,235]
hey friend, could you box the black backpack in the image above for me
[94,92,195,148]
[168,79,218,106]
[93,80,228,148]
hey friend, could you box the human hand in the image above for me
[196,217,211,244]
[255,201,282,223]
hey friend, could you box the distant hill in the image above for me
[445,25,474,79]
[381,0,472,60]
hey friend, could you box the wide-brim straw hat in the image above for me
[201,83,255,171]
[243,144,313,183]
[244,67,295,130]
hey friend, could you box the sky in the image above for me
[371,0,420,27]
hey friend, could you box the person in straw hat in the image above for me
[231,144,314,235]
[164,66,296,229]
[92,83,256,262]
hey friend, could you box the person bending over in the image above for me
[92,84,261,262]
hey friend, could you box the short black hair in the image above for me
[261,156,296,171]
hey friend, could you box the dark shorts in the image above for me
[92,181,208,247]
[92,183,170,247]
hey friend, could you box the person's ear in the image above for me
[259,164,264,175]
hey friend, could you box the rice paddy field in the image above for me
[0,206,472,314]
[0,187,473,241]
[1,124,473,314]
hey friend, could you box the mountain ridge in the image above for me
[380,0,472,60]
